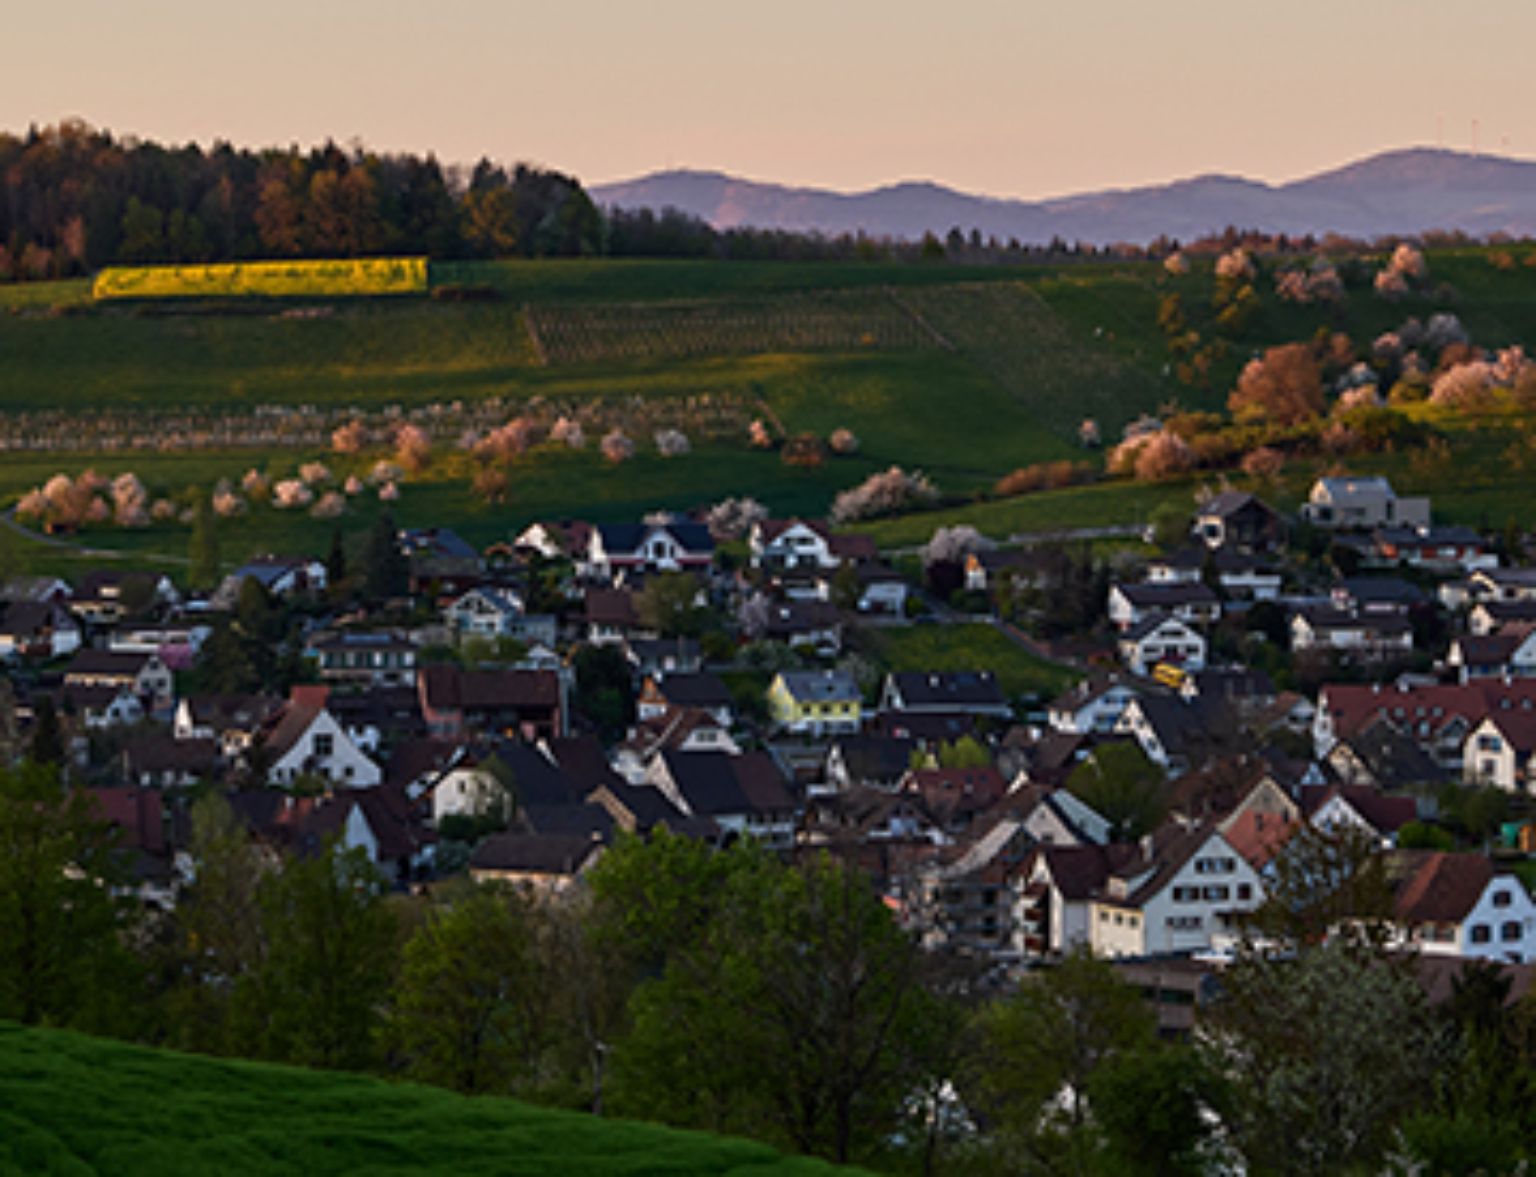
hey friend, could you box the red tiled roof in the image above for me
[1222,810,1299,871]
[1394,852,1493,924]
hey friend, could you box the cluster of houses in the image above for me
[7,471,1536,997]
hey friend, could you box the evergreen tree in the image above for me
[187,494,220,591]
[28,695,63,767]
[325,524,347,591]
[362,512,408,601]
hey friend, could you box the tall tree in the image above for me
[187,493,220,591]
[362,511,409,602]
[246,845,398,1070]
[0,761,133,1027]
[385,885,550,1094]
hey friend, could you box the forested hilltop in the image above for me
[0,120,605,277]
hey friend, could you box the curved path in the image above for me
[0,508,189,564]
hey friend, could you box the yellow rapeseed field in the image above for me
[92,256,429,300]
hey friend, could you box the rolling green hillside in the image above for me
[0,1021,850,1176]
[2,249,1535,572]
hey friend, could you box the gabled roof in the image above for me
[1334,718,1447,785]
[471,831,603,876]
[828,734,916,783]
[658,750,752,816]
[584,588,639,627]
[476,742,584,809]
[1034,843,1134,900]
[1122,612,1200,643]
[1322,680,1536,743]
[776,670,860,705]
[1110,822,1229,908]
[1295,606,1412,635]
[755,518,831,544]
[1198,489,1276,519]
[122,734,218,777]
[1222,810,1298,871]
[1393,852,1495,924]
[649,672,732,709]
[0,601,72,638]
[418,665,559,711]
[84,787,166,854]
[1478,708,1536,755]
[1335,576,1426,606]
[1114,582,1220,608]
[544,735,627,795]
[731,750,796,815]
[1453,633,1523,666]
[1318,784,1418,834]
[596,521,714,556]
[1048,676,1135,715]
[182,693,279,730]
[887,670,1006,709]
[66,649,155,678]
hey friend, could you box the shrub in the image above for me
[241,469,270,501]
[299,461,332,485]
[828,427,859,454]
[343,475,364,495]
[369,460,402,485]
[705,497,769,541]
[378,481,400,501]
[394,424,432,473]
[212,490,246,518]
[748,418,774,449]
[829,466,938,524]
[600,428,635,464]
[1163,251,1189,276]
[331,420,366,454]
[472,466,509,504]
[922,525,992,567]
[781,432,826,467]
[272,480,313,509]
[654,428,691,457]
[1215,248,1254,282]
[310,491,345,518]
[550,415,586,449]
[1241,446,1285,480]
[111,472,149,528]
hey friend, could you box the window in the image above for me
[1166,916,1203,931]
[1203,885,1230,902]
[1493,890,1513,908]
[314,733,334,757]
[1237,883,1253,901]
[1502,922,1522,942]
[1470,924,1492,944]
[1172,886,1199,903]
[1478,734,1503,752]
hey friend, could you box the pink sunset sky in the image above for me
[7,0,1534,198]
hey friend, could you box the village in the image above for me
[5,464,1536,1027]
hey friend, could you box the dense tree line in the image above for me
[0,120,602,278]
[5,761,1536,1173]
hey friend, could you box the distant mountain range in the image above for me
[591,149,1536,245]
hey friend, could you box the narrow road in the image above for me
[0,509,190,565]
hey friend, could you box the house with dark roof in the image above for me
[1326,717,1447,790]
[64,648,174,712]
[1463,710,1536,792]
[637,672,733,728]
[645,749,798,847]
[823,734,917,791]
[1145,546,1282,600]
[71,570,180,624]
[1017,844,1134,958]
[0,600,81,661]
[1118,614,1208,677]
[211,557,326,609]
[417,665,562,742]
[305,630,419,688]
[880,671,1012,719]
[83,786,178,905]
[610,707,740,784]
[624,636,702,677]
[469,831,605,893]
[584,587,644,645]
[262,686,382,789]
[174,693,280,762]
[1290,606,1413,659]
[1312,680,1536,769]
[1116,695,1227,774]
[583,520,714,581]
[1108,582,1221,630]
[120,734,219,789]
[1087,823,1265,958]
[1193,490,1284,552]
[768,670,861,736]
[1047,677,1140,736]
[1308,784,1418,847]
[1447,631,1536,684]
[899,766,1007,835]
[1302,475,1429,530]
[1388,851,1536,963]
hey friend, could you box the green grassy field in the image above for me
[3,249,1536,575]
[0,1021,850,1176]
[856,622,1074,700]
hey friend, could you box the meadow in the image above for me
[0,1021,847,1176]
[3,248,1536,573]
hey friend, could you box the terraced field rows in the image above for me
[899,282,1165,437]
[526,289,939,365]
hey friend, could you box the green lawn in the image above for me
[858,622,1073,700]
[0,1021,851,1176]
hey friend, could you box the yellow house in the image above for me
[768,670,862,735]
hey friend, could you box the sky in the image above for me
[7,0,1536,199]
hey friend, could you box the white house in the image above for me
[584,521,714,580]
[443,587,526,638]
[1463,712,1536,792]
[1087,825,1266,958]
[1391,852,1536,964]
[263,687,381,789]
[1047,678,1140,735]
[1447,632,1536,684]
[1302,475,1430,530]
[0,601,81,660]
[1107,583,1220,630]
[1118,615,1208,677]
[749,519,839,571]
[1289,607,1413,658]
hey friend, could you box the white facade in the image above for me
[1119,618,1208,677]
[1089,833,1265,958]
[751,521,837,570]
[268,708,381,788]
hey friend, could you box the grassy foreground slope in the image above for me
[0,1021,848,1176]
